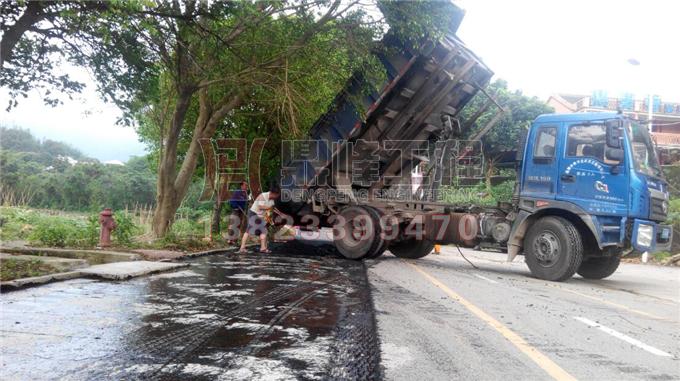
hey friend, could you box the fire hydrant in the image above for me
[99,208,117,247]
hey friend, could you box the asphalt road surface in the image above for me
[1,242,381,380]
[369,246,680,381]
[1,241,679,380]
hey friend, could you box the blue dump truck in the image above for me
[277,4,672,281]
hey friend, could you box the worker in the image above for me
[227,181,249,245]
[238,185,280,254]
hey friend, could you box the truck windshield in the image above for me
[626,121,662,178]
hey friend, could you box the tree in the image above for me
[2,0,461,237]
[0,1,114,109]
[126,0,387,237]
[0,126,41,152]
[462,79,554,185]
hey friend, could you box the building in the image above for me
[547,93,680,164]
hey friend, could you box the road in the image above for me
[1,242,679,380]
[369,247,680,381]
[0,242,381,380]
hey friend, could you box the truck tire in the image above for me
[523,216,583,281]
[388,238,435,259]
[333,206,382,260]
[364,207,389,259]
[577,253,621,279]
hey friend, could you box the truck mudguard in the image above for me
[506,197,604,261]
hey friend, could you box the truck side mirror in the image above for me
[606,146,624,174]
[605,147,624,162]
[606,119,623,148]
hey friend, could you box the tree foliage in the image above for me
[0,1,112,109]
[463,79,554,156]
[2,0,471,236]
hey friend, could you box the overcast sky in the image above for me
[457,0,680,101]
[1,0,679,162]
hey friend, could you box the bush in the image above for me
[28,217,84,247]
[652,251,672,262]
[84,215,100,246]
[0,258,58,281]
[0,207,41,241]
[25,211,140,248]
[667,198,680,223]
[22,211,100,248]
[112,211,139,245]
[440,179,515,206]
[663,166,680,198]
[440,183,492,205]
[169,218,204,238]
[489,180,515,204]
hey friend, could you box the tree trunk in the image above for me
[152,188,180,237]
[211,197,223,238]
[1,2,46,66]
[151,90,241,238]
[151,88,194,237]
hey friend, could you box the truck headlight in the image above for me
[636,224,654,247]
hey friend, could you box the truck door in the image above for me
[521,124,558,199]
[557,122,628,215]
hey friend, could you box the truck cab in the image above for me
[509,112,673,280]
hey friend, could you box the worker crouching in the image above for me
[238,186,280,254]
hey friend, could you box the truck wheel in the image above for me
[523,216,583,281]
[333,206,382,260]
[577,253,621,279]
[364,207,389,259]
[389,238,434,259]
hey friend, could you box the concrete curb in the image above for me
[0,246,141,263]
[79,261,190,280]
[181,248,234,259]
[0,262,191,292]
[0,247,234,292]
[0,271,83,292]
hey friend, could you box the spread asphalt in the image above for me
[1,242,380,380]
[1,242,678,380]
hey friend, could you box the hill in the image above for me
[0,126,156,210]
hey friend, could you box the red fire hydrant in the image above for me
[99,208,117,247]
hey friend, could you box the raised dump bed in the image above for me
[279,3,494,223]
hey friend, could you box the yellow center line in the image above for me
[407,261,578,381]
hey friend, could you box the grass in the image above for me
[652,251,672,263]
[0,206,219,252]
[0,258,59,281]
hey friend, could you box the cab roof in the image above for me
[533,112,624,124]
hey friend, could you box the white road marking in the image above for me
[473,274,499,284]
[574,317,673,357]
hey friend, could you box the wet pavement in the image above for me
[0,242,381,380]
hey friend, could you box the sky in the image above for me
[0,71,146,163]
[2,0,679,162]
[456,0,680,102]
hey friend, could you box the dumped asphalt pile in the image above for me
[1,241,382,380]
